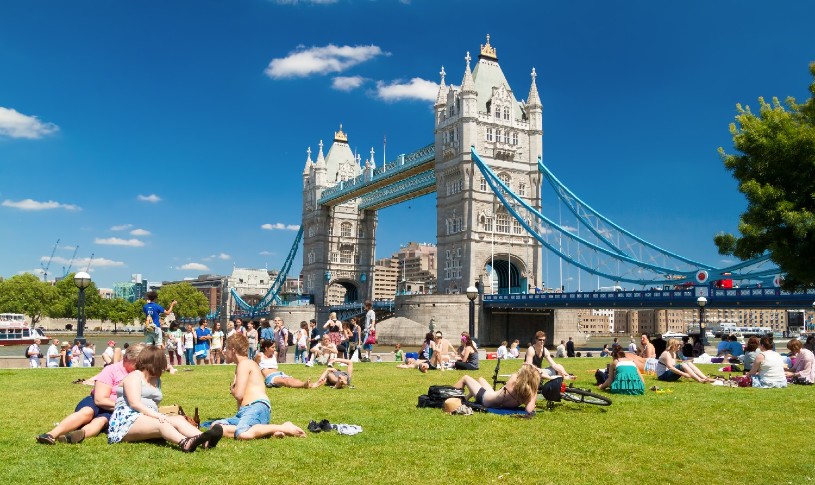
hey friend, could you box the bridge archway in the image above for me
[326,279,360,305]
[485,254,528,295]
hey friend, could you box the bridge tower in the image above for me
[434,36,543,296]
[301,127,377,306]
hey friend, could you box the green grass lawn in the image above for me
[5,359,814,484]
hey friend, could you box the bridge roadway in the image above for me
[484,287,815,310]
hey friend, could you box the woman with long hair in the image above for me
[323,312,342,346]
[454,332,479,370]
[598,348,645,395]
[656,338,714,383]
[747,336,787,388]
[741,337,760,369]
[454,363,541,413]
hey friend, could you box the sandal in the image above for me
[36,433,56,445]
[61,430,85,444]
[179,432,208,453]
[202,424,223,450]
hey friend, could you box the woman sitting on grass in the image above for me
[454,363,540,413]
[747,336,787,388]
[37,343,146,445]
[255,340,317,389]
[454,332,479,370]
[785,338,815,384]
[107,346,222,452]
[740,337,760,370]
[305,335,337,367]
[656,338,715,383]
[598,348,645,395]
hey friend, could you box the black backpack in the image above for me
[286,328,295,346]
[417,385,465,408]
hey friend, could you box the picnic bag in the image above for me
[364,329,377,345]
[417,385,465,408]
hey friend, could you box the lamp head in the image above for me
[74,271,92,289]
[466,286,478,301]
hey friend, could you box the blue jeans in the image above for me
[294,346,306,363]
[185,348,195,365]
[211,400,271,438]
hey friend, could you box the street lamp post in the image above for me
[697,296,707,347]
[74,271,92,345]
[466,285,478,338]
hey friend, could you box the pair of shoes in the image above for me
[57,430,85,444]
[305,361,314,367]
[319,419,332,432]
[307,420,322,433]
[36,433,56,445]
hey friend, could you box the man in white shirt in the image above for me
[46,338,60,368]
[102,340,116,366]
[628,338,638,353]
[27,339,41,368]
[556,340,567,358]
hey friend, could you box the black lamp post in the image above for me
[466,285,478,338]
[697,296,707,347]
[74,271,91,345]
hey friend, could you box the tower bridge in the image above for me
[228,36,803,344]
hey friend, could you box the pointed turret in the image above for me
[303,146,313,175]
[369,147,376,169]
[527,67,541,108]
[315,140,326,169]
[435,66,449,107]
[461,51,476,94]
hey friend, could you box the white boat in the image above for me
[0,313,48,346]
[662,331,689,339]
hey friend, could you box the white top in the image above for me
[211,330,224,349]
[46,344,60,367]
[81,346,95,367]
[28,343,40,367]
[183,331,195,349]
[258,353,278,370]
[496,345,508,359]
[759,350,786,382]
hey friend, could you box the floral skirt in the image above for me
[107,403,141,444]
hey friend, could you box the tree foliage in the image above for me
[49,273,106,319]
[152,283,209,319]
[105,297,141,326]
[0,273,58,324]
[715,63,815,289]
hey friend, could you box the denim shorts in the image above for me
[212,400,271,437]
[75,394,112,423]
[264,371,290,388]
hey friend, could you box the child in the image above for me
[394,343,404,363]
[142,291,177,346]
[508,339,520,358]
[207,334,306,440]
[496,341,508,360]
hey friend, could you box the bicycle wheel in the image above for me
[561,388,612,406]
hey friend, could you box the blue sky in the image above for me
[1,0,814,290]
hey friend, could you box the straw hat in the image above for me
[61,341,70,347]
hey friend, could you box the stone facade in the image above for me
[301,128,377,306]
[433,36,543,296]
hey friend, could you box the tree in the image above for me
[154,283,210,319]
[0,273,58,324]
[49,273,106,319]
[105,297,141,332]
[715,63,815,289]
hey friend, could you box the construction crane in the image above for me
[40,238,60,282]
[85,253,95,272]
[63,246,79,276]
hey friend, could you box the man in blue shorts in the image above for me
[194,319,212,365]
[207,334,306,440]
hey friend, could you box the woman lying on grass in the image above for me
[256,340,318,388]
[656,338,715,383]
[107,346,222,452]
[454,363,540,413]
[313,357,354,388]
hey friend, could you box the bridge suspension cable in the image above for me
[470,147,777,286]
[231,226,304,315]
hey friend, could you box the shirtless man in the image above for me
[525,331,573,380]
[639,334,656,359]
[208,334,305,440]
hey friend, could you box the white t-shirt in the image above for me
[82,346,95,367]
[497,345,508,359]
[28,344,40,368]
[183,331,195,350]
[46,344,60,367]
[103,346,115,364]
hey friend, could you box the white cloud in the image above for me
[720,259,735,265]
[259,250,275,256]
[265,44,386,79]
[137,194,161,203]
[94,237,145,247]
[0,107,59,139]
[204,252,230,262]
[61,245,77,251]
[2,198,80,211]
[375,78,438,102]
[217,253,231,260]
[178,262,210,271]
[48,256,125,268]
[130,228,151,236]
[261,223,300,231]
[332,76,366,91]
[17,268,45,276]
[111,224,133,231]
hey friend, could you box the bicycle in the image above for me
[492,359,611,411]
